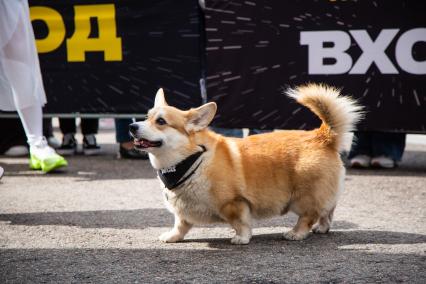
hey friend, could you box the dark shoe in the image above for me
[57,134,77,156]
[119,145,149,159]
[83,134,101,156]
[47,136,61,149]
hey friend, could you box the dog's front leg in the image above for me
[221,201,252,245]
[159,214,192,243]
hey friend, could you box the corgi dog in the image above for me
[130,84,362,244]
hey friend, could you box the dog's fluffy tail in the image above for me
[286,83,363,151]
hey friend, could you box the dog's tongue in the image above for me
[134,139,155,148]
[142,140,156,147]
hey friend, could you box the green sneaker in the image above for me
[30,153,68,173]
[29,137,68,173]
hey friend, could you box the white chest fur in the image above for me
[161,164,221,224]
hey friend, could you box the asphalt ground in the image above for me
[0,130,425,283]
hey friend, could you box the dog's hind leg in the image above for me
[159,214,193,243]
[284,212,319,241]
[313,168,343,234]
[313,206,335,234]
[221,200,252,245]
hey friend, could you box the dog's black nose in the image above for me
[129,123,139,134]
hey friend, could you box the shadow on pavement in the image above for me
[0,209,173,229]
[1,210,424,282]
[199,229,426,248]
[0,209,357,230]
[1,229,425,283]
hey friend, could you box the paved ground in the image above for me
[0,131,425,283]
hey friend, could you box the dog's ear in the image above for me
[154,88,168,107]
[185,102,217,132]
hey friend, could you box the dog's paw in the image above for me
[312,224,330,234]
[159,231,183,243]
[283,230,308,241]
[230,235,250,245]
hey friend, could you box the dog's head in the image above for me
[129,88,217,155]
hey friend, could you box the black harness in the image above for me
[157,145,206,190]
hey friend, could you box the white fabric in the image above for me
[16,104,43,145]
[0,0,47,111]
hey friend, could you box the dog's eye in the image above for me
[156,117,167,125]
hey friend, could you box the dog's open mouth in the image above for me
[134,138,162,149]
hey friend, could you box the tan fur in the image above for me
[133,83,362,244]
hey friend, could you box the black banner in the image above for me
[204,0,426,132]
[30,0,202,115]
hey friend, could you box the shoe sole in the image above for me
[350,161,369,168]
[371,161,395,169]
[30,155,68,173]
[83,149,102,156]
[57,149,77,156]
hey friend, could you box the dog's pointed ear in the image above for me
[154,88,168,107]
[185,102,217,132]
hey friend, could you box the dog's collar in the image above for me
[157,145,206,190]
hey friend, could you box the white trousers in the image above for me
[0,0,47,111]
[0,0,47,145]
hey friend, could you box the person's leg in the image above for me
[17,105,67,172]
[0,3,66,172]
[370,132,406,168]
[371,132,406,161]
[43,118,53,137]
[81,118,99,135]
[43,118,60,148]
[115,118,147,159]
[1,3,47,111]
[16,104,43,144]
[58,118,77,155]
[348,132,372,158]
[115,118,133,144]
[348,131,373,168]
[81,118,101,155]
[59,118,76,134]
